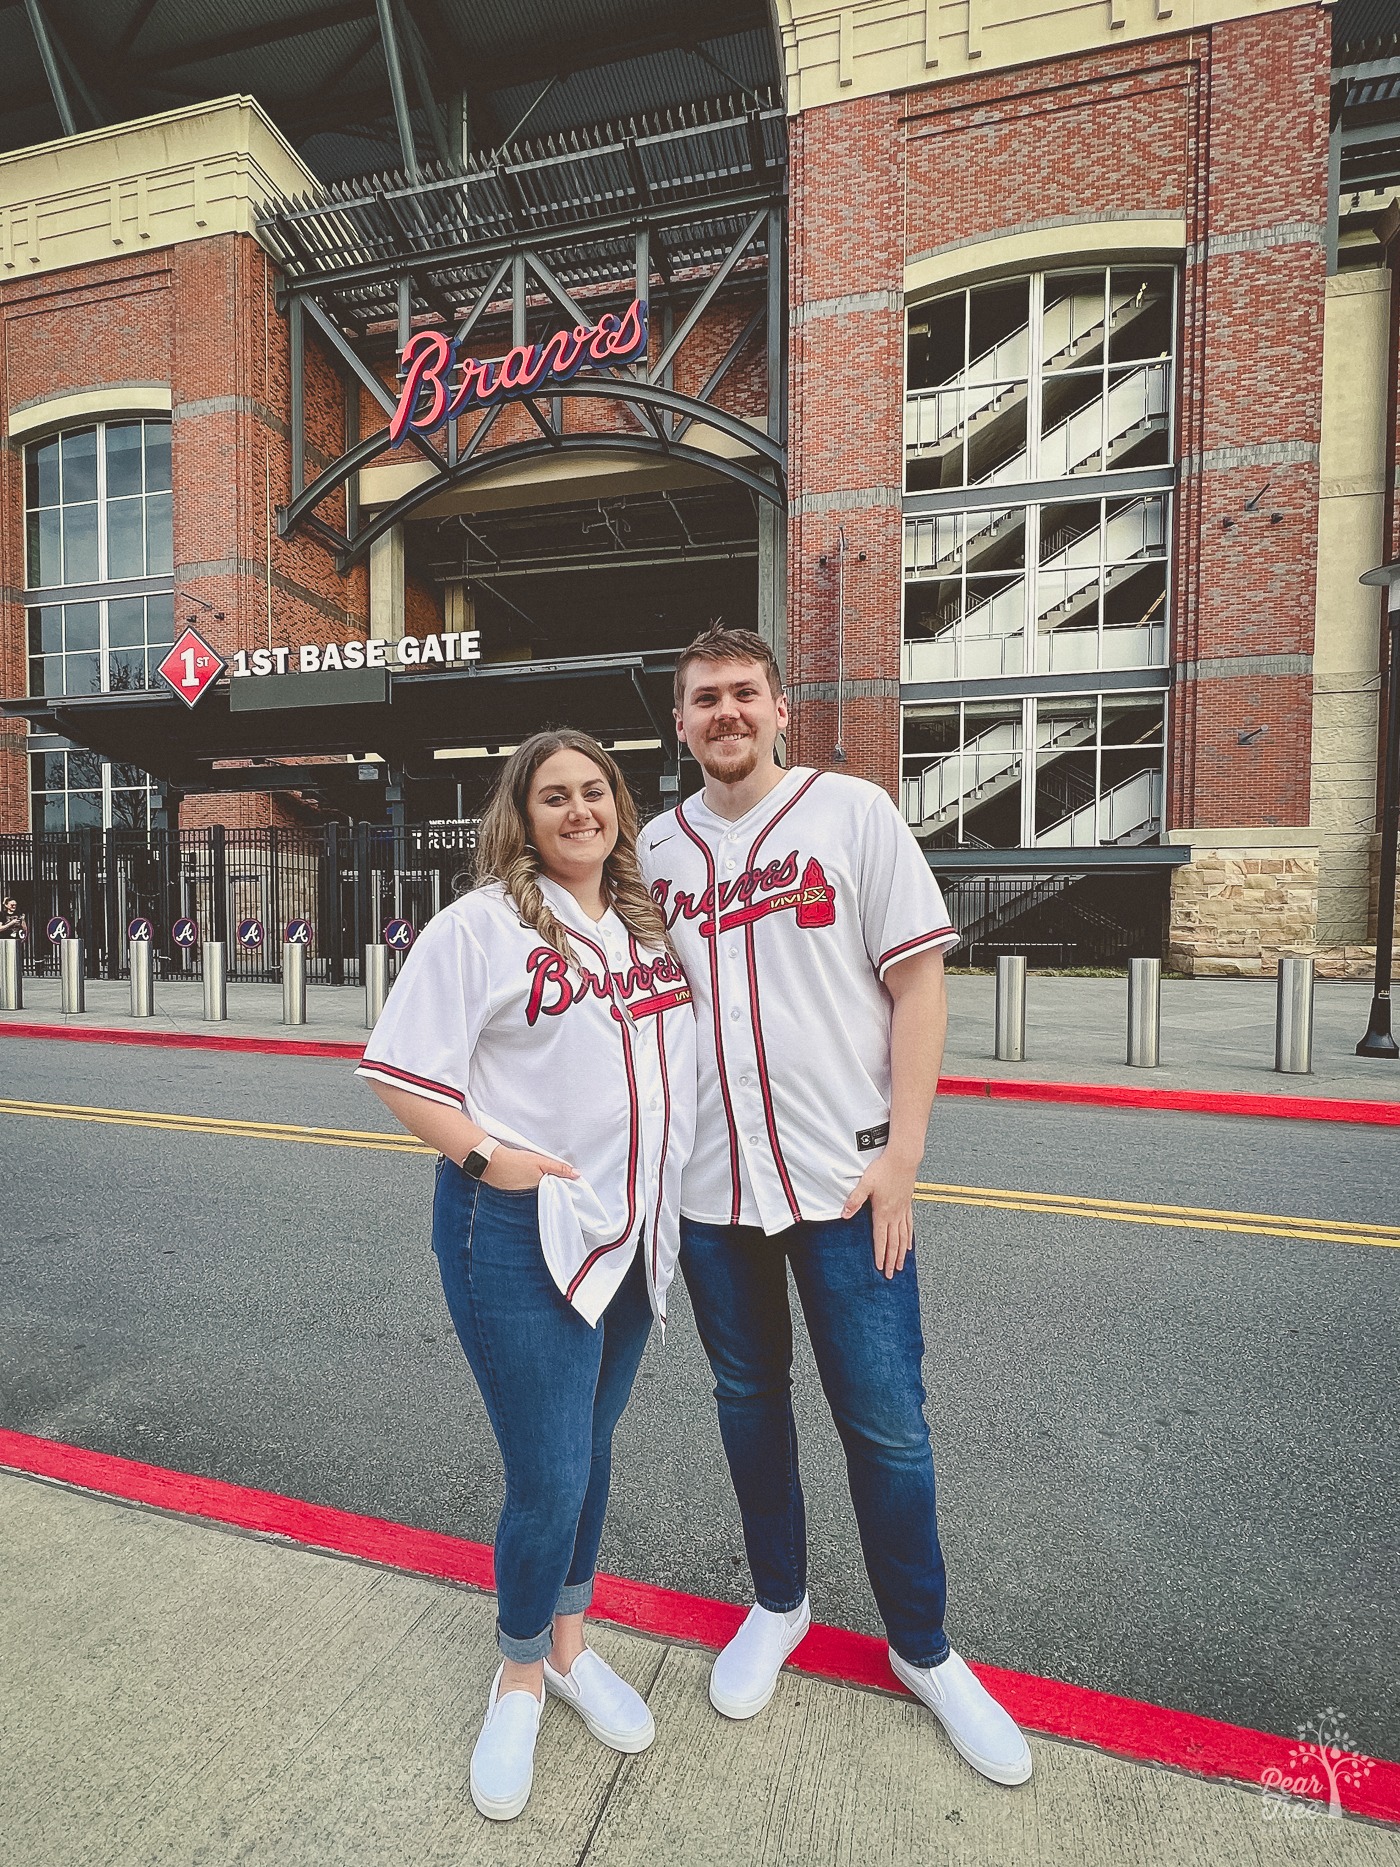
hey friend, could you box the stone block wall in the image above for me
[1168,843,1319,976]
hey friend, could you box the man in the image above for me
[637,625,1031,1786]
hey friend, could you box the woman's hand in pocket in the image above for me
[482,1146,579,1190]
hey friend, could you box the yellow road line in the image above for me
[0,1098,1392,1249]
[914,1186,1398,1250]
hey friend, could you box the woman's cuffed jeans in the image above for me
[679,1208,951,1671]
[433,1162,652,1663]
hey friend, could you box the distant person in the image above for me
[359,730,696,1822]
[638,625,1032,1787]
[0,898,28,941]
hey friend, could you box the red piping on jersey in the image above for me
[675,800,743,1225]
[629,934,674,1302]
[878,927,957,972]
[563,925,640,1300]
[740,771,824,1227]
[357,1058,465,1106]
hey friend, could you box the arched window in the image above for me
[24,420,173,831]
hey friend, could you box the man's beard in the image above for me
[693,731,763,783]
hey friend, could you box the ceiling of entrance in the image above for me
[1,0,781,182]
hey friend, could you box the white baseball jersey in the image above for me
[357,877,696,1327]
[637,768,958,1234]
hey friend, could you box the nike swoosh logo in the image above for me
[647,833,675,850]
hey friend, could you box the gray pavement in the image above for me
[1,1038,1396,1766]
[3,970,1398,1102]
[3,1469,1394,1865]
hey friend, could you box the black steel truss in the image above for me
[266,99,786,568]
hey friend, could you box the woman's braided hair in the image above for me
[474,729,673,966]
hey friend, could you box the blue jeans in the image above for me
[679,1210,950,1669]
[433,1163,653,1662]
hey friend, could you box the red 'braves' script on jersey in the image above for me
[638,769,958,1235]
[525,945,692,1025]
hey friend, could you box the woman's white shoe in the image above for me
[470,1665,545,1820]
[709,1598,812,1719]
[888,1647,1033,1786]
[543,1648,656,1752]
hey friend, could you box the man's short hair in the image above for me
[673,624,784,710]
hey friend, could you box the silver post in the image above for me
[994,954,1026,1062]
[1275,954,1315,1074]
[1127,957,1162,1068]
[129,940,154,1018]
[0,941,21,1012]
[203,941,227,1021]
[60,937,85,1013]
[365,943,389,1029]
[283,940,307,1026]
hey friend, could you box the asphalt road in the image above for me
[1,1037,1396,1762]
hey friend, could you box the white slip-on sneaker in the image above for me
[470,1664,546,1821]
[709,1597,812,1720]
[889,1646,1033,1786]
[543,1647,656,1753]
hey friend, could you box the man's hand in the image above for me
[841,1148,920,1279]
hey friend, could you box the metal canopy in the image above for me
[267,88,787,568]
[5,650,682,794]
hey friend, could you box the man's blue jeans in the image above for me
[433,1162,652,1662]
[679,1209,950,1669]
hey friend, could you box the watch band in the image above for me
[461,1136,499,1179]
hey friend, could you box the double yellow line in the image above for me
[914,1181,1400,1251]
[0,1096,1394,1251]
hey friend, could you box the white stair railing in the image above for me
[1035,768,1162,848]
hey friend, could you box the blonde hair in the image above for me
[475,730,672,965]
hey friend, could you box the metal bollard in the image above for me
[203,941,227,1021]
[129,939,155,1018]
[1275,954,1315,1075]
[60,937,85,1013]
[0,940,21,1011]
[1127,957,1162,1068]
[282,940,307,1026]
[364,943,389,1029]
[994,954,1027,1062]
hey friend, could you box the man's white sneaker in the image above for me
[709,1598,812,1719]
[889,1647,1033,1786]
[543,1648,656,1753]
[470,1665,545,1821]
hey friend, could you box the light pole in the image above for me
[1356,560,1400,1058]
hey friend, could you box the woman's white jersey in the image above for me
[356,877,697,1327]
[637,767,958,1235]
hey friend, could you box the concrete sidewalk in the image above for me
[2,1468,1394,1867]
[2,971,1398,1104]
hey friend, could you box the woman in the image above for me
[359,731,695,1822]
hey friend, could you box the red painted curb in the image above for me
[1,1426,1395,1824]
[0,1020,365,1061]
[938,1074,1400,1127]
[2,1021,1397,1124]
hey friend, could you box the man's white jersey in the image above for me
[356,876,696,1326]
[637,767,957,1234]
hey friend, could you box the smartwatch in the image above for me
[461,1136,500,1180]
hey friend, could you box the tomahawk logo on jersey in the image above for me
[637,768,957,1236]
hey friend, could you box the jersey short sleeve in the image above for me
[356,904,493,1110]
[856,786,960,980]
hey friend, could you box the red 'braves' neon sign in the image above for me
[389,298,648,444]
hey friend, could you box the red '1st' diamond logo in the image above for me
[158,628,226,708]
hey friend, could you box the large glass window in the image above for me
[24,420,171,829]
[902,694,1165,850]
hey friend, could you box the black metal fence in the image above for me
[0,821,480,984]
[935,868,1170,969]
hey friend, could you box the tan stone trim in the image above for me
[773,0,1314,113]
[0,96,314,282]
[1165,826,1317,847]
[8,383,171,440]
[904,215,1186,300]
